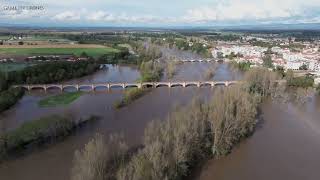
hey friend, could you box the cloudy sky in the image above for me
[1,0,320,26]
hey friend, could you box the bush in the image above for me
[0,87,24,112]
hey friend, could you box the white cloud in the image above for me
[2,0,320,25]
[52,11,81,21]
[183,0,320,23]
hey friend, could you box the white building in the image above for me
[308,60,320,72]
[285,61,304,70]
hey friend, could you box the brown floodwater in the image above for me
[0,60,319,180]
[194,96,320,180]
[0,62,238,180]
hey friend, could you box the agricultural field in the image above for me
[0,45,120,58]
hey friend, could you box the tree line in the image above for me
[0,61,100,113]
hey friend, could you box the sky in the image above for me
[0,0,320,27]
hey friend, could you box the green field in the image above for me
[0,47,120,58]
[0,63,32,72]
[39,92,83,107]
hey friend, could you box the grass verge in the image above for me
[39,92,83,107]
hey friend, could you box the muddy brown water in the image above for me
[0,63,319,180]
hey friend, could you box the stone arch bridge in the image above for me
[13,81,240,92]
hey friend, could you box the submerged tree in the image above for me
[209,86,260,156]
[71,133,128,180]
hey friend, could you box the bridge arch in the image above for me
[94,85,109,90]
[78,85,93,91]
[155,83,169,88]
[214,82,227,87]
[109,84,125,89]
[125,84,139,89]
[170,83,184,88]
[47,85,63,91]
[142,83,154,88]
[185,83,199,87]
[30,86,46,91]
[200,82,213,87]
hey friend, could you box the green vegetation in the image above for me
[0,61,99,112]
[206,34,241,42]
[262,54,274,68]
[287,76,314,88]
[225,52,243,60]
[113,43,164,109]
[230,61,252,71]
[274,66,286,78]
[139,61,163,82]
[0,87,24,112]
[39,92,83,107]
[166,61,177,79]
[285,70,315,88]
[317,84,320,95]
[0,63,31,72]
[173,39,212,57]
[2,115,73,151]
[7,61,99,84]
[0,47,119,58]
[244,67,279,97]
[0,115,98,160]
[0,71,24,113]
[114,88,150,109]
[299,64,308,70]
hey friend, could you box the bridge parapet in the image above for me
[13,80,242,92]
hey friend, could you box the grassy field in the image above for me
[0,63,32,72]
[39,92,83,107]
[0,46,120,58]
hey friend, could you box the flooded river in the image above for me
[194,96,320,180]
[0,61,320,180]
